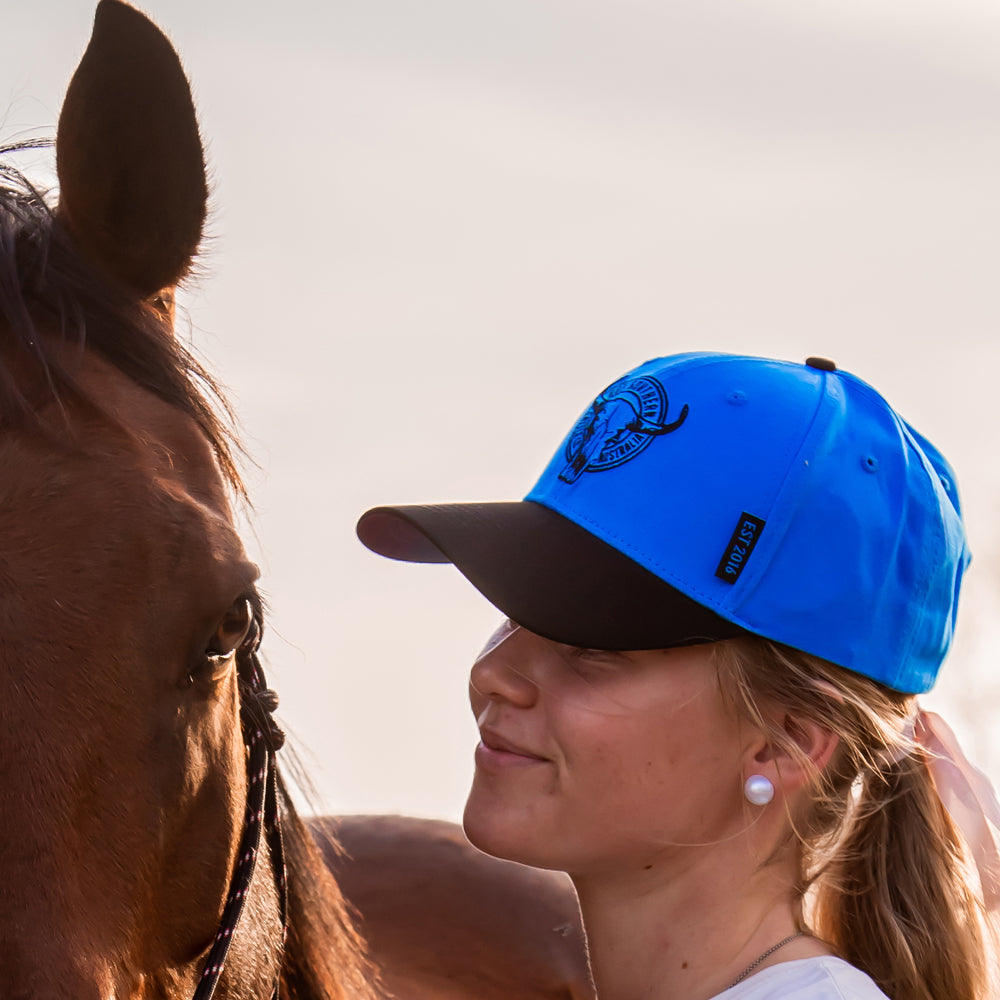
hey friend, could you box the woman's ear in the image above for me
[747,712,840,794]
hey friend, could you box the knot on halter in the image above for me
[256,686,280,716]
[241,683,286,752]
[253,687,286,751]
[238,647,287,753]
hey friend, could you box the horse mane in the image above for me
[245,593,381,1000]
[277,771,382,1000]
[0,142,245,499]
[1,142,380,1000]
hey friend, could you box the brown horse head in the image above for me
[1,6,600,1000]
[0,4,371,998]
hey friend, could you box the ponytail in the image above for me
[714,638,998,1000]
[816,753,991,1000]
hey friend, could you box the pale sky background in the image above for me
[3,0,1000,820]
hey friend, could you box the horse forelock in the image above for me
[0,145,246,504]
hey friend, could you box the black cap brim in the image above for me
[356,501,749,650]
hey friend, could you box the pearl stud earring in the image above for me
[744,774,774,806]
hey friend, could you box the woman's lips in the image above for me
[476,727,549,769]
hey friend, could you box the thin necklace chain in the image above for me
[728,931,804,989]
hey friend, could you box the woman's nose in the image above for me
[469,622,540,711]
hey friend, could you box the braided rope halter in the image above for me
[193,626,289,1000]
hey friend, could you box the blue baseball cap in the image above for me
[357,353,970,693]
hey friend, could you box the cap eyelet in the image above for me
[726,390,748,406]
[861,455,879,474]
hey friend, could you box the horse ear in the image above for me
[56,0,208,297]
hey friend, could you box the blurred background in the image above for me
[4,0,999,820]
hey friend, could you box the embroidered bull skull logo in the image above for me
[559,375,689,484]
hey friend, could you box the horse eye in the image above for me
[150,289,175,319]
[206,597,254,659]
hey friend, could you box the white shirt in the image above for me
[716,957,891,999]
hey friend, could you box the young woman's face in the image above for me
[464,622,755,876]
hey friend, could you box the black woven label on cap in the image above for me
[715,513,766,584]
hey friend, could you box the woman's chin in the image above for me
[462,790,552,869]
[462,794,515,861]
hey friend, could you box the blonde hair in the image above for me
[713,636,998,1000]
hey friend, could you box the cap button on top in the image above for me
[805,356,837,372]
